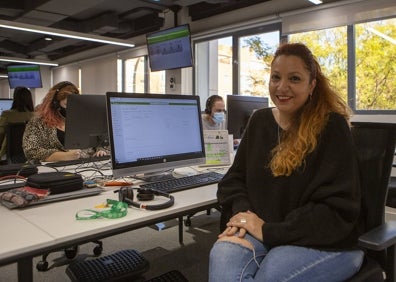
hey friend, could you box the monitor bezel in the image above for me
[106,92,206,178]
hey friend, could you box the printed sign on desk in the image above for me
[202,130,231,166]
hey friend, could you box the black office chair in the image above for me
[218,122,396,281]
[346,122,396,281]
[6,122,27,164]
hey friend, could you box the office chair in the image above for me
[347,122,396,281]
[217,122,396,281]
[6,122,27,164]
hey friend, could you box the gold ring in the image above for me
[240,218,247,223]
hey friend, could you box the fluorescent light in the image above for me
[0,56,59,66]
[0,19,135,48]
[367,27,396,45]
[308,0,323,4]
[0,75,8,78]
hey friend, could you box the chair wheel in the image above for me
[184,218,191,227]
[93,245,103,256]
[64,245,79,259]
[36,260,49,272]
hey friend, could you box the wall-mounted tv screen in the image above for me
[7,64,43,89]
[146,24,193,72]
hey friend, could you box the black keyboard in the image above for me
[139,171,224,193]
[46,155,110,167]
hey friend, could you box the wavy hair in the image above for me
[36,81,79,128]
[270,43,352,177]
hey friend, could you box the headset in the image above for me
[51,81,75,110]
[205,95,223,115]
[117,186,174,210]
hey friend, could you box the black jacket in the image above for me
[218,108,361,250]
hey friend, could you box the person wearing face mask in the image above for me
[23,81,109,162]
[202,95,227,130]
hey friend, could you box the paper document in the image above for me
[202,130,231,166]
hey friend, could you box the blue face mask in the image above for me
[212,112,225,124]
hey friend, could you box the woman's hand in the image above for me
[94,150,108,157]
[221,210,265,241]
[64,149,81,160]
[45,149,81,161]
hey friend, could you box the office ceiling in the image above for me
[0,0,344,74]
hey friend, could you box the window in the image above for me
[125,57,145,93]
[355,18,396,111]
[239,31,279,98]
[288,27,348,102]
[194,24,281,110]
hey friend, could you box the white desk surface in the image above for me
[0,206,55,264]
[13,184,218,243]
[0,162,225,280]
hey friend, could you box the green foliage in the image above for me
[243,19,396,110]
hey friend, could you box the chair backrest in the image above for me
[351,122,396,231]
[6,122,27,164]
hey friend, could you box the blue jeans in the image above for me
[209,234,364,282]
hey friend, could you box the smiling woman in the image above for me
[209,43,363,282]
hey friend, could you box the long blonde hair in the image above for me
[270,43,352,177]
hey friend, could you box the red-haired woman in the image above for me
[23,81,108,162]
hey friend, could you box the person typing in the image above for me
[22,81,109,163]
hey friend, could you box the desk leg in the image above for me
[178,216,183,244]
[18,257,33,282]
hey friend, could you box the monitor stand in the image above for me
[135,170,175,183]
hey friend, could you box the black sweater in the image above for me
[218,108,361,250]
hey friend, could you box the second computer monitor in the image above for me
[106,92,206,179]
[0,99,13,115]
[64,94,108,149]
[227,95,269,139]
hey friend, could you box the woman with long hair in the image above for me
[23,81,108,162]
[209,43,363,281]
[0,86,34,159]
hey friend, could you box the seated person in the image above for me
[208,43,363,281]
[0,86,35,159]
[23,81,109,162]
[202,95,240,147]
[202,95,226,130]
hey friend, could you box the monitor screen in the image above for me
[7,64,43,89]
[146,24,193,72]
[64,94,108,150]
[106,92,206,179]
[227,95,269,139]
[0,99,13,115]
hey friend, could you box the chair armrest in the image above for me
[359,221,396,251]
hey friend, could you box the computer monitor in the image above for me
[0,99,13,115]
[7,64,43,89]
[146,24,193,72]
[64,94,108,149]
[106,92,206,179]
[227,95,269,139]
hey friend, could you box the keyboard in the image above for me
[46,155,110,167]
[139,171,224,193]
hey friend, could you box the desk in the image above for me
[0,180,219,282]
